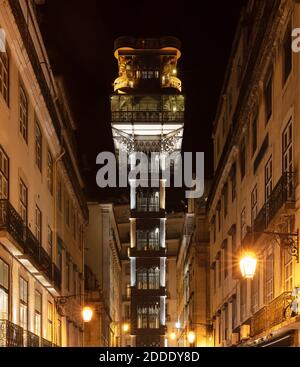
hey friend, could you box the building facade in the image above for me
[0,0,88,347]
[110,36,184,346]
[84,203,122,346]
[176,198,211,347]
[208,0,300,347]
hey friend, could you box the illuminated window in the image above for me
[19,179,28,224]
[0,258,9,320]
[19,86,28,142]
[19,277,28,330]
[34,290,42,336]
[0,147,9,199]
[35,121,42,172]
[265,250,274,304]
[47,301,53,342]
[137,304,160,329]
[282,119,293,174]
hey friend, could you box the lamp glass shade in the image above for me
[187,331,196,344]
[82,306,93,322]
[240,253,257,279]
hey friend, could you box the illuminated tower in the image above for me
[111,37,184,347]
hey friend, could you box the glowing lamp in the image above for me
[187,331,196,344]
[240,252,257,279]
[82,306,93,322]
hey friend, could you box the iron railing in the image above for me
[24,330,40,347]
[111,111,184,123]
[253,173,295,236]
[0,199,25,246]
[41,337,53,347]
[0,320,24,347]
[0,199,62,290]
[251,291,293,337]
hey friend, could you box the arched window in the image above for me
[136,268,147,289]
[148,267,160,289]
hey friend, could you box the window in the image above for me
[65,196,70,226]
[223,184,228,218]
[224,304,229,341]
[264,70,273,122]
[136,267,160,290]
[284,249,293,291]
[66,262,70,291]
[137,304,160,329]
[217,201,221,231]
[265,250,274,304]
[47,226,53,259]
[57,319,62,346]
[125,264,130,276]
[35,121,42,171]
[125,304,130,319]
[251,265,259,314]
[283,23,292,84]
[240,140,246,180]
[265,156,272,202]
[136,229,159,251]
[35,205,42,243]
[241,207,247,240]
[19,277,28,330]
[57,179,62,212]
[212,263,216,294]
[252,113,258,156]
[223,241,228,279]
[0,258,9,320]
[19,179,28,224]
[34,290,42,336]
[231,296,237,330]
[19,86,28,142]
[126,283,131,299]
[251,186,257,225]
[218,253,222,287]
[47,301,53,342]
[136,189,159,212]
[47,151,53,194]
[230,163,236,201]
[282,119,293,173]
[0,146,9,199]
[0,51,9,104]
[240,279,247,322]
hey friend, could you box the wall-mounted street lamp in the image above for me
[239,252,257,279]
[55,294,93,323]
[240,230,299,279]
[122,322,130,333]
[187,331,196,345]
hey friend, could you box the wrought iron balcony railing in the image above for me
[24,330,40,347]
[0,199,25,246]
[253,173,295,236]
[0,199,61,291]
[0,320,24,347]
[112,111,184,123]
[41,337,53,347]
[251,291,293,337]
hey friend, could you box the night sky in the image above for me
[38,0,246,209]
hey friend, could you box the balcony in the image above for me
[129,246,166,258]
[0,199,61,296]
[41,337,54,347]
[251,292,293,337]
[24,330,40,347]
[0,320,23,347]
[111,110,184,123]
[253,173,295,238]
